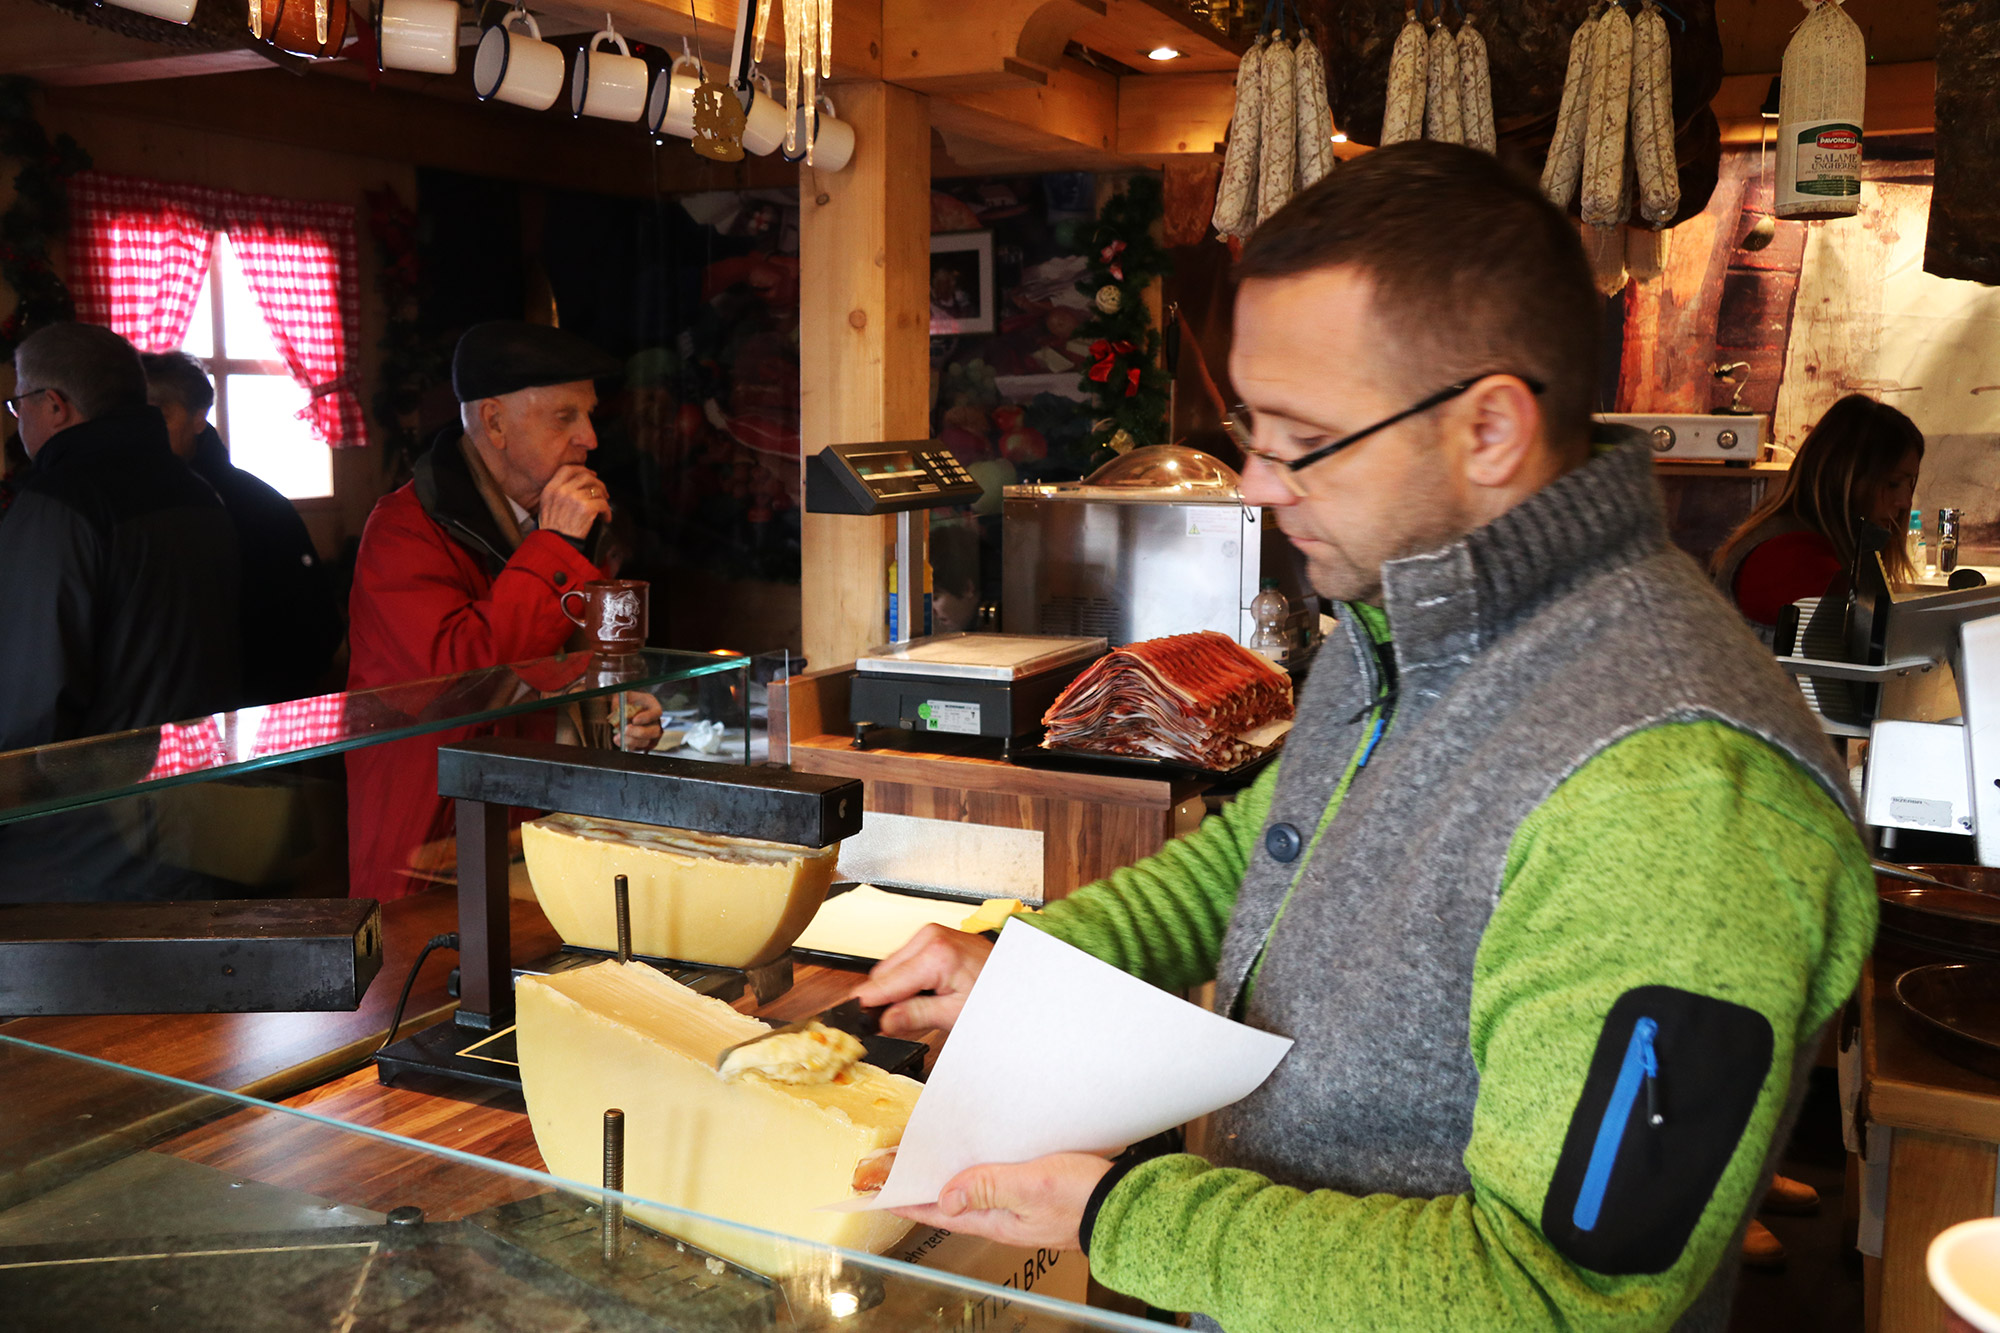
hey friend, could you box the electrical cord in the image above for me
[375,932,459,1056]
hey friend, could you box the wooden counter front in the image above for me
[775,667,1208,899]
[1860,958,2000,1333]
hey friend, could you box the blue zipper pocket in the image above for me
[1571,1017,1661,1233]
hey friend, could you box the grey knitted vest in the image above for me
[1205,439,1851,1332]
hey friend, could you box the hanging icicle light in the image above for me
[752,0,832,163]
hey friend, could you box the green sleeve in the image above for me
[1016,763,1278,993]
[1086,721,1877,1333]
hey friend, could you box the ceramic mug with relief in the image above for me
[572,29,648,123]
[474,9,565,111]
[376,0,459,74]
[561,579,650,655]
[646,52,706,138]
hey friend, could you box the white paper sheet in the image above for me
[831,920,1294,1211]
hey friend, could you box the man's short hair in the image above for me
[140,350,216,417]
[1235,142,1601,454]
[14,322,149,421]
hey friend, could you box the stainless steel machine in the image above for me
[1001,445,1313,647]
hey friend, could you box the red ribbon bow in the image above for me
[1088,340,1142,398]
[1100,239,1126,281]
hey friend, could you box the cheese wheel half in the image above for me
[516,960,919,1273]
[522,813,838,967]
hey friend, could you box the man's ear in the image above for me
[1459,376,1545,491]
[478,397,507,448]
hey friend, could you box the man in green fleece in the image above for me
[856,141,1876,1333]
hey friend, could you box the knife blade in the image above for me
[713,997,885,1072]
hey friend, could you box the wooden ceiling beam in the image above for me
[42,65,800,197]
[1712,61,1935,146]
[529,0,883,80]
[883,0,1103,93]
[929,55,1121,162]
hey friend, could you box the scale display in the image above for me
[804,440,983,515]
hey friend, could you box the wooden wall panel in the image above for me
[799,82,933,672]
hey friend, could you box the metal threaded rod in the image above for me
[602,1108,625,1262]
[614,874,632,964]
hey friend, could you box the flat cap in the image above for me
[452,320,620,403]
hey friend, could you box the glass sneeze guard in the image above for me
[0,1034,1144,1333]
[0,649,751,829]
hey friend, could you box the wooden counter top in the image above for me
[160,952,931,1205]
[1862,956,2000,1142]
[790,731,1205,809]
[2,888,561,1103]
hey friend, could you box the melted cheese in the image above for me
[718,1023,866,1085]
[516,961,919,1274]
[522,813,838,967]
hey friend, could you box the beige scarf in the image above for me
[460,435,527,552]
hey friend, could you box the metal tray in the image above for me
[1010,738,1285,783]
[1894,962,2000,1083]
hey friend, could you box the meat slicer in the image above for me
[1783,544,2000,862]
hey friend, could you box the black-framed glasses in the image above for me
[1224,373,1547,498]
[3,387,52,419]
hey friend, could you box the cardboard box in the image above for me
[890,1226,1089,1327]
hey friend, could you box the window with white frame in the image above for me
[177,234,333,500]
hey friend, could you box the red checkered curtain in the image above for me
[68,172,217,352]
[68,171,366,447]
[224,200,365,447]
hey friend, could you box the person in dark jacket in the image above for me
[143,351,346,705]
[0,322,241,901]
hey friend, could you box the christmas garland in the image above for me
[1073,173,1171,455]
[364,186,444,465]
[0,78,89,357]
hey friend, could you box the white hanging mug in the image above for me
[573,28,649,122]
[808,95,855,172]
[646,52,706,138]
[103,0,198,24]
[739,72,789,157]
[375,0,460,74]
[474,9,565,111]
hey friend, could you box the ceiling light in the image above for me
[1147,46,1181,60]
[1331,132,1348,143]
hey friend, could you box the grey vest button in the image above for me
[1265,823,1303,862]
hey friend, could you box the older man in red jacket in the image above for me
[346,321,647,901]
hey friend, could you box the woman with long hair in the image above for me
[1711,394,1925,640]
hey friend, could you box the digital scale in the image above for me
[804,440,983,647]
[803,439,983,516]
[847,633,1106,754]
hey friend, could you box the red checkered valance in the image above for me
[69,171,366,448]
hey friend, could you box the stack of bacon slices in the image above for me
[1041,630,1294,770]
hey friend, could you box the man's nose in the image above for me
[578,421,599,452]
[1238,454,1299,507]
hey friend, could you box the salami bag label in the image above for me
[1780,119,1862,207]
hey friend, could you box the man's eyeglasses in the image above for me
[3,387,52,419]
[1224,373,1547,499]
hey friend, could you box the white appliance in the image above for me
[1597,413,1765,463]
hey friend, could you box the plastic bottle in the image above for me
[1909,508,1927,574]
[1249,577,1291,659]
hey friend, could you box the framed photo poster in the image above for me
[929,231,995,336]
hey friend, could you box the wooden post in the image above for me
[799,82,932,671]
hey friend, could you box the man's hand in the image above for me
[891,1154,1114,1252]
[618,691,663,752]
[853,924,994,1035]
[538,464,612,540]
